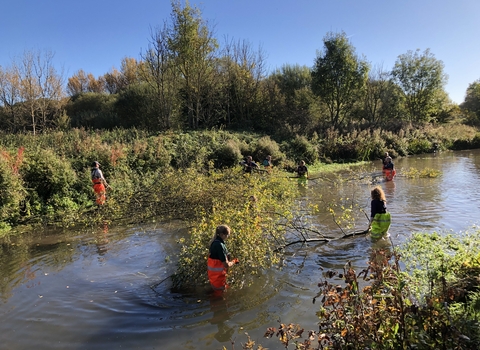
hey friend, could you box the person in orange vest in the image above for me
[91,161,109,205]
[382,155,396,181]
[207,225,239,293]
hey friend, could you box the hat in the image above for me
[92,161,100,167]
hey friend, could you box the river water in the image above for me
[1,149,480,350]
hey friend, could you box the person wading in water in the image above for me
[369,186,391,240]
[91,161,109,205]
[240,156,259,173]
[207,225,239,293]
[296,160,309,178]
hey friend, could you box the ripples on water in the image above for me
[2,150,480,349]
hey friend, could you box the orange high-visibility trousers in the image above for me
[383,169,396,181]
[207,257,227,291]
[92,180,106,205]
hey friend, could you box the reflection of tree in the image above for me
[0,232,77,302]
[0,244,29,300]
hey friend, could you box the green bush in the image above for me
[262,230,480,349]
[1,125,480,231]
[19,148,83,218]
[210,139,243,168]
[127,136,171,173]
[407,137,432,154]
[165,132,213,169]
[0,152,26,226]
[251,136,286,165]
[283,134,318,164]
[172,168,297,289]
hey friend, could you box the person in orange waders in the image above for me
[207,225,239,293]
[91,161,109,205]
[382,155,396,181]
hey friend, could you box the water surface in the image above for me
[1,150,480,349]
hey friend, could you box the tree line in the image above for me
[1,0,480,137]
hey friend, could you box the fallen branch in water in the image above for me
[275,228,370,252]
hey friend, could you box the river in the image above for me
[1,149,480,350]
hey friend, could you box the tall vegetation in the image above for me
[311,31,369,129]
[172,169,297,289]
[1,124,479,235]
[0,49,65,133]
[461,79,480,126]
[391,49,448,123]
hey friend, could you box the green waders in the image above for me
[371,212,391,240]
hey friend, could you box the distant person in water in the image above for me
[369,186,391,240]
[262,155,272,168]
[296,160,308,178]
[240,156,259,173]
[382,153,396,180]
[383,156,394,170]
[383,152,393,169]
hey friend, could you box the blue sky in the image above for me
[2,0,479,104]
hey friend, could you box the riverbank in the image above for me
[1,124,479,234]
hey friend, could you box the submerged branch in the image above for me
[275,228,370,252]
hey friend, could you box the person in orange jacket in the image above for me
[207,225,239,292]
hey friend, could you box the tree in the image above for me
[119,57,142,87]
[391,49,447,122]
[102,57,142,95]
[66,92,117,129]
[167,0,219,129]
[272,64,311,101]
[461,79,480,118]
[67,69,89,96]
[362,65,404,126]
[311,31,369,130]
[103,68,122,94]
[115,83,158,129]
[220,38,266,128]
[1,49,65,134]
[269,64,318,134]
[140,23,181,130]
[86,73,106,94]
[0,64,22,131]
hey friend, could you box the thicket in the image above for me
[1,123,480,234]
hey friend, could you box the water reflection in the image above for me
[94,221,110,257]
[383,180,396,198]
[208,293,234,342]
